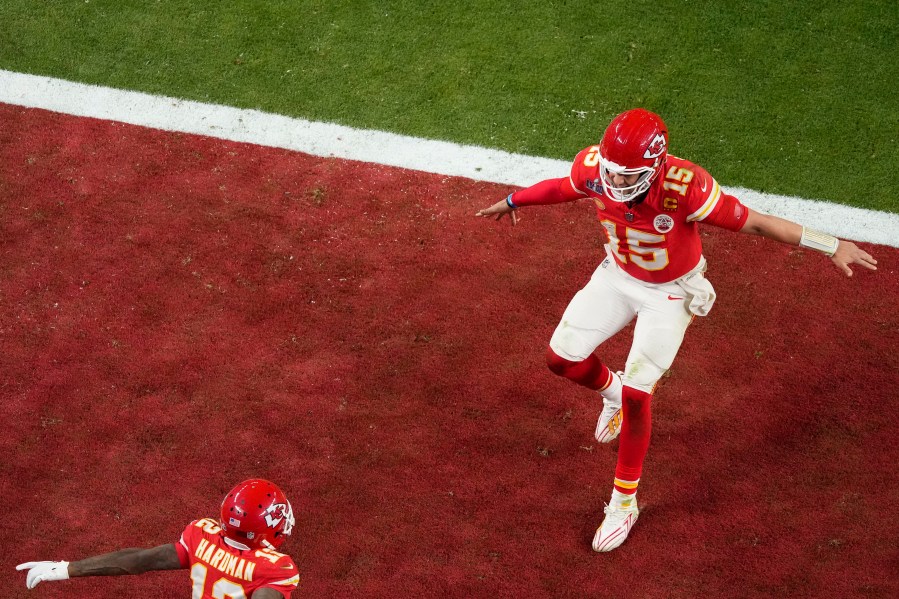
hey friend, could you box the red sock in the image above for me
[614,386,653,495]
[545,346,614,391]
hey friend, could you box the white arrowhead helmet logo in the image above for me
[263,502,295,535]
[643,134,667,159]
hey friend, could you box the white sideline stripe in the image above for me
[1,69,896,248]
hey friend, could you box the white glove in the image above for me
[16,561,70,589]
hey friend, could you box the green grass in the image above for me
[1,0,896,212]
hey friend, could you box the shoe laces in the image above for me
[603,501,638,519]
[601,397,621,413]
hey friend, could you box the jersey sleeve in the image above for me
[175,520,197,568]
[568,146,598,195]
[509,176,582,206]
[684,166,749,231]
[507,148,590,207]
[256,554,300,598]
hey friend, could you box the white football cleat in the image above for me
[592,500,639,552]
[594,371,623,443]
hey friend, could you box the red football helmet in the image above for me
[220,479,295,550]
[598,108,669,202]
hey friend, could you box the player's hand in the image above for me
[16,561,70,589]
[475,197,519,226]
[831,240,877,277]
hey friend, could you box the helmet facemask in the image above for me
[599,157,657,203]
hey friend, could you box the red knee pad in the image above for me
[545,346,607,390]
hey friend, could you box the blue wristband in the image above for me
[505,194,518,209]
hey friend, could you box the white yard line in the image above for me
[1,69,896,247]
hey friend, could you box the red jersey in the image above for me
[175,518,299,599]
[511,146,749,283]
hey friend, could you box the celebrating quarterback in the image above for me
[476,108,877,552]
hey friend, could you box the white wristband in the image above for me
[799,227,840,257]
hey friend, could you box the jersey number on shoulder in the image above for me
[254,547,287,564]
[662,166,694,196]
[191,563,247,599]
[583,146,601,167]
[602,220,669,271]
[195,519,222,534]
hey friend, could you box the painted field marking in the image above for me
[1,69,896,247]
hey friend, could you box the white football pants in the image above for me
[549,257,699,393]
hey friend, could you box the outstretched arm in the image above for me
[475,177,583,226]
[68,543,183,576]
[17,543,182,589]
[740,208,877,277]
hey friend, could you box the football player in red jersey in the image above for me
[476,108,877,552]
[17,479,300,598]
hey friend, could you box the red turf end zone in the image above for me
[2,103,898,599]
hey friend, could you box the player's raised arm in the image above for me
[739,208,877,277]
